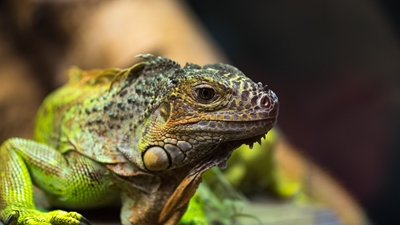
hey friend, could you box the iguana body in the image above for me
[0,54,279,225]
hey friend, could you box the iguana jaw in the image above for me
[141,88,278,172]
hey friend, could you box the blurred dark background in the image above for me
[186,0,400,224]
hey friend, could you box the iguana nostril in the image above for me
[143,146,170,171]
[260,96,270,107]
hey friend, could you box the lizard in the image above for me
[0,54,279,225]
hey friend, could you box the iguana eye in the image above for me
[195,85,217,103]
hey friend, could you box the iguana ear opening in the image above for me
[157,102,171,123]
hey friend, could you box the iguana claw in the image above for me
[4,214,14,225]
[78,216,91,225]
[4,210,18,225]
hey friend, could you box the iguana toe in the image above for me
[49,210,89,225]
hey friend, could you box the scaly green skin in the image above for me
[0,54,278,225]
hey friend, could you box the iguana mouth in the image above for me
[238,133,268,149]
[195,116,276,128]
[173,117,276,139]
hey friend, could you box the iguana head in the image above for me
[129,55,279,172]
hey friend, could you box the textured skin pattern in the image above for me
[0,54,278,225]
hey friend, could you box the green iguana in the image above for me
[0,54,279,225]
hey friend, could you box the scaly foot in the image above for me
[1,207,90,225]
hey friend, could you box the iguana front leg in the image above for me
[0,138,117,225]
